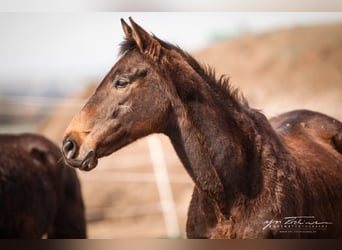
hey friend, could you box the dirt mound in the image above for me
[38,23,342,238]
[194,23,342,119]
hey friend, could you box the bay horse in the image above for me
[62,18,342,238]
[0,133,86,238]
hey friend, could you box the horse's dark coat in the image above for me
[0,133,86,238]
[62,18,342,238]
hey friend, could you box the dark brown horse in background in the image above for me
[62,18,342,238]
[0,133,86,238]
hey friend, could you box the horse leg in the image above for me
[186,186,217,238]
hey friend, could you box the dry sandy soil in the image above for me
[38,23,342,238]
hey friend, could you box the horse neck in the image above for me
[163,63,285,216]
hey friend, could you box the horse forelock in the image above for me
[119,37,137,56]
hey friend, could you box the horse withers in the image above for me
[62,18,342,238]
[0,133,86,238]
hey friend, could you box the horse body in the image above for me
[0,133,86,238]
[62,18,342,238]
[186,109,342,238]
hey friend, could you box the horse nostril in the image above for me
[62,137,77,159]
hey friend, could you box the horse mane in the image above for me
[119,37,249,108]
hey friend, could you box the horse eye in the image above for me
[113,77,129,89]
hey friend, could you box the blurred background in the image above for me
[1,12,342,238]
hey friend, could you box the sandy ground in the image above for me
[38,23,342,238]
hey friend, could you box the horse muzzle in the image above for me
[62,137,98,171]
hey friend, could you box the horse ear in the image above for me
[121,18,132,39]
[129,17,161,60]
